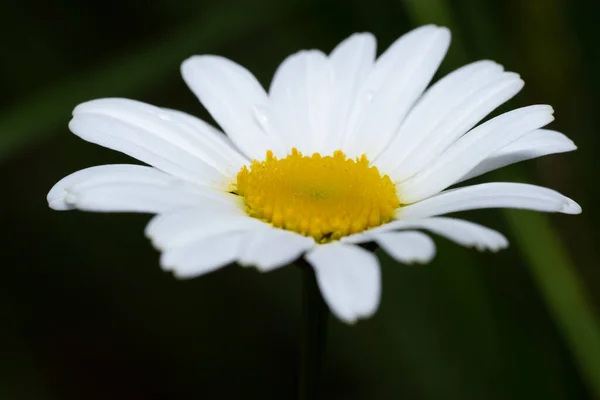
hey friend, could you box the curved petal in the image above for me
[306,243,381,324]
[370,217,508,251]
[181,55,284,159]
[160,108,249,177]
[377,63,524,178]
[324,33,377,152]
[161,232,244,278]
[397,182,581,220]
[47,164,221,213]
[70,98,234,186]
[372,231,436,264]
[343,217,507,252]
[268,50,332,154]
[145,205,262,250]
[342,25,450,159]
[238,227,316,272]
[457,129,577,183]
[399,105,555,203]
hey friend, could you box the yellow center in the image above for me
[234,148,400,243]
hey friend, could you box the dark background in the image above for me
[1,0,599,399]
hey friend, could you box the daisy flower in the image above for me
[48,25,580,323]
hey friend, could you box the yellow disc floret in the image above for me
[234,148,400,243]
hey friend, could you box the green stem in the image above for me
[298,261,329,400]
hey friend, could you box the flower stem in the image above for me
[298,260,329,400]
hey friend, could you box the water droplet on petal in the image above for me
[253,105,271,133]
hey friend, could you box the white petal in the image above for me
[371,231,436,264]
[409,218,509,251]
[363,217,509,251]
[181,56,284,159]
[238,228,315,272]
[398,182,582,220]
[47,164,220,213]
[343,216,507,252]
[269,50,332,154]
[161,233,244,278]
[160,108,249,177]
[323,33,377,152]
[70,98,230,187]
[342,25,450,159]
[458,129,577,183]
[399,105,555,203]
[306,243,381,324]
[376,62,523,178]
[145,206,263,250]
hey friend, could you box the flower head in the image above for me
[48,25,580,323]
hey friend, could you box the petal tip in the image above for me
[337,308,376,325]
[180,55,224,78]
[437,26,451,36]
[48,198,70,211]
[159,253,176,271]
[171,270,190,280]
[338,313,359,325]
[47,185,77,211]
[487,239,509,253]
[562,199,582,214]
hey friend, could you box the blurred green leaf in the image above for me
[504,210,600,397]
[403,0,600,397]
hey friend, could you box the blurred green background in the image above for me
[1,0,599,398]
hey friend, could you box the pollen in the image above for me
[234,148,400,243]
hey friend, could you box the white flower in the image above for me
[47,25,581,324]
